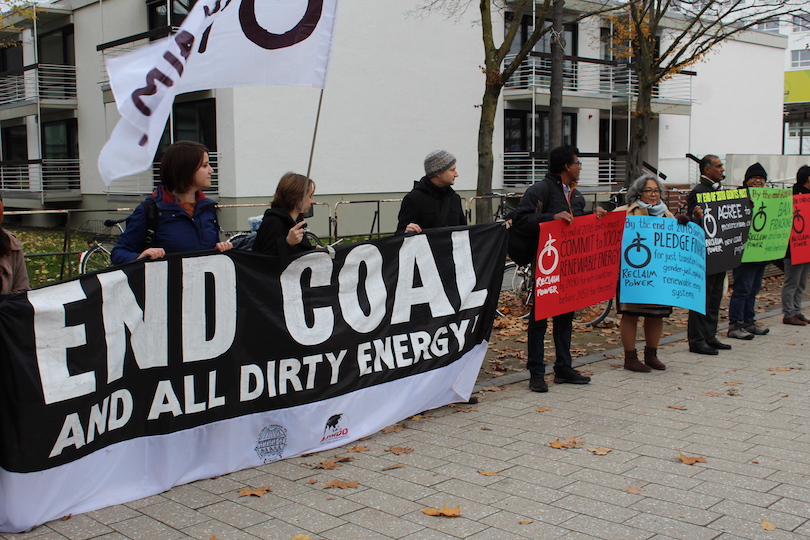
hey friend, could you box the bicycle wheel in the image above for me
[573,299,613,326]
[80,243,113,274]
[496,263,532,318]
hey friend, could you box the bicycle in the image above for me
[78,218,127,274]
[496,261,532,318]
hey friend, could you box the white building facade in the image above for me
[0,0,788,233]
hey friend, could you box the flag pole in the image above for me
[306,89,325,179]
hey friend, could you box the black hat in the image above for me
[744,162,767,185]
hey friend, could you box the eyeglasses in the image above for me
[641,189,662,195]
[571,161,582,167]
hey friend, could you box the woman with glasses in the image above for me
[617,174,685,372]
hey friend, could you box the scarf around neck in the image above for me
[636,199,667,216]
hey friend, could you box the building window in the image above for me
[504,110,576,154]
[41,119,79,159]
[757,20,781,33]
[791,49,810,69]
[156,97,217,158]
[793,15,810,32]
[147,0,196,30]
[1,125,28,161]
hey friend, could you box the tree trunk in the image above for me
[476,82,502,223]
[549,0,565,149]
[626,80,652,186]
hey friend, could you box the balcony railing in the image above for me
[504,53,694,103]
[0,159,81,192]
[105,152,221,196]
[0,64,78,106]
[503,152,627,188]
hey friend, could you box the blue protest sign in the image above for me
[619,216,706,314]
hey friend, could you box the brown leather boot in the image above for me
[624,349,651,372]
[644,346,666,370]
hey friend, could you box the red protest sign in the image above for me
[790,193,810,264]
[534,212,625,320]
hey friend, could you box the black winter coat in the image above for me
[395,176,466,234]
[254,208,314,258]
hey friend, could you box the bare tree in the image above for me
[421,0,625,221]
[606,0,810,184]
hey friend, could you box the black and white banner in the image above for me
[0,223,506,532]
[98,0,338,184]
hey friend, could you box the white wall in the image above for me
[687,35,785,157]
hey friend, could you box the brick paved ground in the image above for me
[3,308,809,540]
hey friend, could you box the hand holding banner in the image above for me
[619,216,706,314]
[533,212,625,320]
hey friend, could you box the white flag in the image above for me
[98,0,338,185]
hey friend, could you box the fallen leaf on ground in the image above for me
[388,446,414,455]
[701,391,723,397]
[724,381,742,385]
[457,407,477,413]
[667,405,687,410]
[315,457,351,469]
[588,447,612,455]
[422,505,461,517]
[781,394,789,398]
[358,436,371,441]
[348,445,369,452]
[677,449,707,465]
[411,413,433,420]
[624,486,642,494]
[292,535,320,540]
[727,388,740,396]
[761,518,777,531]
[518,519,533,524]
[306,479,317,484]
[382,464,404,470]
[549,437,584,449]
[60,515,72,521]
[786,342,796,346]
[323,479,358,489]
[536,407,552,413]
[481,427,493,431]
[482,386,502,392]
[237,486,272,497]
[478,470,500,476]
[382,424,405,433]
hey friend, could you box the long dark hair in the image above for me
[271,172,315,212]
[0,195,9,257]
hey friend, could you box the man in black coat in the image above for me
[513,145,606,393]
[687,154,732,355]
[396,150,467,235]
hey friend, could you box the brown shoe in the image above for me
[624,350,651,372]
[783,315,808,326]
[644,346,666,370]
[799,314,810,324]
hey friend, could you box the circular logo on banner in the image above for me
[793,207,805,234]
[623,232,652,269]
[702,205,717,238]
[320,413,350,445]
[255,424,288,463]
[240,0,324,50]
[752,202,768,232]
[537,235,559,275]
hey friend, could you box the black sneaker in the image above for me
[529,374,548,393]
[554,366,591,385]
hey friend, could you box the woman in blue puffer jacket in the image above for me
[111,141,232,265]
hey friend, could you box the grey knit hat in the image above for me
[424,150,457,178]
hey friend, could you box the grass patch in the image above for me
[9,227,89,289]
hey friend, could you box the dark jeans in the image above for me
[688,271,725,347]
[728,263,766,324]
[527,312,574,375]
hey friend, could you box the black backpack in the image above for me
[140,198,220,248]
[507,181,551,266]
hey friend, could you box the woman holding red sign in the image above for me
[618,174,687,372]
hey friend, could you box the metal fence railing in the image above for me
[0,64,77,105]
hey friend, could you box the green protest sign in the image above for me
[741,188,792,263]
